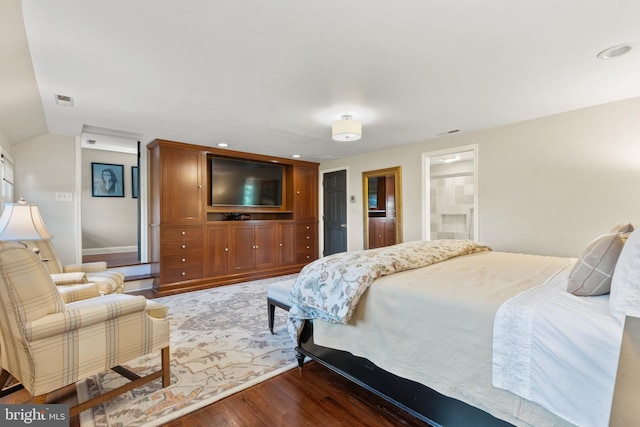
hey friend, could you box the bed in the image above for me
[288,233,636,427]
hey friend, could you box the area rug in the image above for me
[77,274,299,427]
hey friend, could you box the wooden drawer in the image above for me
[162,226,203,241]
[162,252,203,269]
[161,238,203,255]
[161,266,203,282]
[296,251,316,264]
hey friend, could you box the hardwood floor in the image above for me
[1,362,430,427]
[163,361,431,427]
[1,285,431,426]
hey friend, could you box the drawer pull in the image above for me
[181,231,186,236]
[224,248,229,252]
[181,272,186,276]
[279,243,283,247]
[181,258,186,262]
[181,244,186,249]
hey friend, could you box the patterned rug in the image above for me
[77,275,299,427]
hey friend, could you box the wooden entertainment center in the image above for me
[148,139,319,295]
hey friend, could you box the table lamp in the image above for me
[0,198,53,242]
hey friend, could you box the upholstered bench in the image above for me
[267,278,296,334]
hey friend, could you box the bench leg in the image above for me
[268,302,276,334]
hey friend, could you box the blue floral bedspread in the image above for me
[287,239,491,341]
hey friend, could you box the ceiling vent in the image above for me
[54,94,74,107]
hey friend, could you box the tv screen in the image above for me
[211,157,283,207]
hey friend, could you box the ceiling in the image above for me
[3,0,640,162]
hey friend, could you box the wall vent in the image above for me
[54,94,74,107]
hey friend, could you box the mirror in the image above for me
[362,166,402,249]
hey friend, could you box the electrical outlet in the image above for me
[55,192,72,202]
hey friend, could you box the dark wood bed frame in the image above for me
[295,320,513,427]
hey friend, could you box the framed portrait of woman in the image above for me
[92,162,125,197]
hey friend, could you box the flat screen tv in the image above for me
[210,157,284,207]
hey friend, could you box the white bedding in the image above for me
[493,262,623,427]
[314,251,576,426]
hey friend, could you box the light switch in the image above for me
[55,192,72,202]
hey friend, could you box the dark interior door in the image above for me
[323,170,347,256]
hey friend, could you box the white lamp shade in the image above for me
[332,116,362,141]
[0,203,53,240]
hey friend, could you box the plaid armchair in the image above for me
[23,239,125,295]
[0,242,170,416]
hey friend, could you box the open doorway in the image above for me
[423,145,477,241]
[362,166,402,249]
[80,127,141,267]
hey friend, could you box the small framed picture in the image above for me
[131,166,139,198]
[92,162,124,197]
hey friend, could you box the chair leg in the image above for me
[32,394,47,404]
[161,346,171,388]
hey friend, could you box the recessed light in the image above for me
[597,43,633,60]
[217,143,229,147]
[292,154,301,158]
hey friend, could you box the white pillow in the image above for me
[610,229,640,325]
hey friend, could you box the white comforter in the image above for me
[493,262,623,427]
[314,251,575,426]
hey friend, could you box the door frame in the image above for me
[421,144,478,241]
[362,166,402,249]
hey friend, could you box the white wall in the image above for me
[12,133,78,264]
[320,97,640,258]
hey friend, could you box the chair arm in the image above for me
[63,261,107,273]
[24,294,148,341]
[57,283,101,303]
[51,272,88,285]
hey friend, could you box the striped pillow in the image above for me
[567,233,624,296]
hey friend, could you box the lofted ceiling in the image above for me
[3,0,640,161]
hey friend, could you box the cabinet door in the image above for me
[293,165,318,221]
[229,224,255,273]
[278,222,296,266]
[368,218,384,249]
[161,146,204,223]
[254,223,277,270]
[204,224,229,277]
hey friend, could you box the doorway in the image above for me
[362,166,402,249]
[423,145,477,241]
[323,169,348,256]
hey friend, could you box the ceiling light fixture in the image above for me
[332,115,362,142]
[597,43,633,60]
[217,143,229,147]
